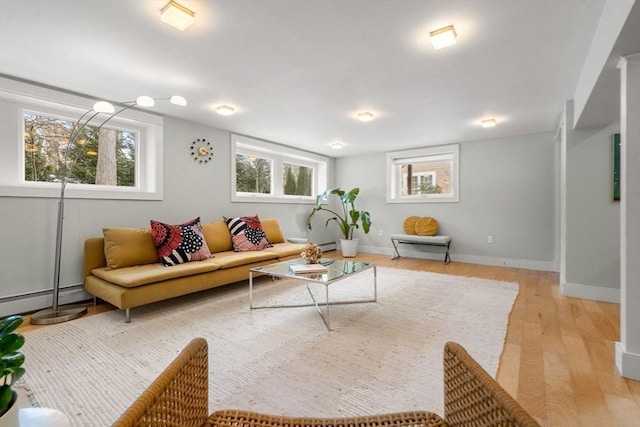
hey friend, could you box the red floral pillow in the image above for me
[224,215,272,252]
[150,217,212,266]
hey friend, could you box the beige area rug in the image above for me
[21,267,518,426]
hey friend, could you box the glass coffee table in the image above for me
[249,258,377,331]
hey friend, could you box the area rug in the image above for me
[21,267,518,426]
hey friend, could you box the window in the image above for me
[24,111,137,187]
[232,134,328,203]
[386,144,459,203]
[0,77,164,200]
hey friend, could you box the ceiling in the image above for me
[0,1,633,158]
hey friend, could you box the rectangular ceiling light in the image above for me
[430,25,457,50]
[481,119,497,128]
[161,1,195,31]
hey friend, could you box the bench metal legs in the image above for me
[390,239,452,264]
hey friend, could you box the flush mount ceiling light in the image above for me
[216,105,235,116]
[161,1,195,31]
[357,112,374,122]
[429,25,457,50]
[481,118,497,128]
[330,141,345,149]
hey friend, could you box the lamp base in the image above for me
[30,304,88,325]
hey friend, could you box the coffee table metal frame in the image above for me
[249,258,377,331]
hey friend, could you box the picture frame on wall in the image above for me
[612,133,620,202]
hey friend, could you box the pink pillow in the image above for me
[224,215,272,252]
[150,217,212,266]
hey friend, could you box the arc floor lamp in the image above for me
[30,95,187,325]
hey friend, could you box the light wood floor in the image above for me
[17,253,640,426]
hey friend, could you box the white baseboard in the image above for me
[0,285,91,316]
[615,342,640,380]
[561,281,620,303]
[359,245,558,272]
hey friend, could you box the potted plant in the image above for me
[0,315,25,425]
[307,187,372,257]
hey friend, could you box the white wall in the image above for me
[334,132,558,270]
[563,122,621,302]
[0,115,333,315]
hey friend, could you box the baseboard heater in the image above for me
[318,241,337,251]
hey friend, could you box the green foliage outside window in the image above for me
[283,163,312,196]
[23,112,136,186]
[235,154,272,193]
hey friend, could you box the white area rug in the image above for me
[21,267,518,426]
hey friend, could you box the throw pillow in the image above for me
[150,217,213,266]
[415,217,439,236]
[402,216,420,235]
[224,215,272,252]
[103,227,159,269]
[260,217,285,244]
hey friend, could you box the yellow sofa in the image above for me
[83,218,305,322]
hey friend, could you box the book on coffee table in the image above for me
[289,264,328,274]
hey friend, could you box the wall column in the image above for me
[615,52,640,380]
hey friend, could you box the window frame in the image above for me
[231,134,328,204]
[386,144,460,203]
[0,77,164,200]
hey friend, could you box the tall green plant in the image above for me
[307,188,371,240]
[0,315,25,416]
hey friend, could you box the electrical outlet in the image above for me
[488,235,494,244]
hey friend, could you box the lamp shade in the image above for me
[170,95,187,106]
[136,96,155,107]
[93,101,115,113]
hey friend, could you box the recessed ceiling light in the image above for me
[357,112,374,122]
[216,105,235,116]
[429,25,457,50]
[481,119,497,128]
[161,1,195,31]
[330,141,345,149]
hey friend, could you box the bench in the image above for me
[390,234,452,264]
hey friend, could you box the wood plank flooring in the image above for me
[17,253,640,426]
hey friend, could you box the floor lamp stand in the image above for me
[30,183,87,325]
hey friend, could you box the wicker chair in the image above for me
[113,338,539,427]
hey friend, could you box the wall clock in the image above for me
[190,138,213,163]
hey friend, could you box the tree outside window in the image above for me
[283,162,312,196]
[23,112,136,187]
[235,154,272,194]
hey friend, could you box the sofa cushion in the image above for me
[91,259,221,288]
[208,250,277,269]
[261,218,285,244]
[224,215,272,252]
[202,220,233,253]
[103,227,159,269]
[150,217,213,266]
[263,242,306,258]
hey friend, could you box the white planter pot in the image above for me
[340,239,359,257]
[0,392,19,427]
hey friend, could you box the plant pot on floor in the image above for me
[0,391,19,427]
[340,239,359,257]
